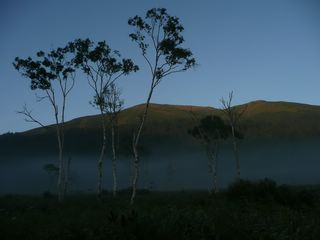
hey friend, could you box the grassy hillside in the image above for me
[242,100,320,138]
[1,100,320,156]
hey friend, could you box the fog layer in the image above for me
[1,138,320,194]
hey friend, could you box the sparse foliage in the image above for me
[13,44,76,201]
[69,38,138,197]
[128,7,196,204]
[220,91,247,179]
[104,83,123,197]
[189,113,229,193]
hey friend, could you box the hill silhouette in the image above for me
[1,100,320,156]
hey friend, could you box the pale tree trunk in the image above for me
[130,86,154,205]
[51,102,65,202]
[231,125,240,179]
[220,91,245,181]
[58,78,67,202]
[56,122,65,202]
[206,146,218,194]
[63,156,71,196]
[111,123,117,197]
[97,109,107,197]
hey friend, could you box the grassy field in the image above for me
[1,179,320,240]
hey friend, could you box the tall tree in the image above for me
[220,91,246,179]
[128,8,196,204]
[189,114,229,193]
[103,83,123,197]
[13,45,75,202]
[70,39,138,197]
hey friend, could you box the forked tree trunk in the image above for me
[54,111,65,202]
[97,109,107,197]
[130,87,154,205]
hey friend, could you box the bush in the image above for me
[226,178,316,208]
[226,178,278,202]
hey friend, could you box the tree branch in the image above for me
[17,104,46,128]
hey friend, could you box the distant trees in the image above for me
[69,38,138,197]
[13,44,76,202]
[189,114,229,193]
[220,91,246,179]
[128,7,196,204]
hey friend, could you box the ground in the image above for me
[1,179,320,240]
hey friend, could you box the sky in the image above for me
[1,0,320,134]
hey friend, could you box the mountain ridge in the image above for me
[22,100,320,130]
[1,100,320,156]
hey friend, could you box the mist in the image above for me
[1,138,320,194]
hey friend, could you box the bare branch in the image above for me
[17,104,46,128]
[35,93,49,102]
[220,91,247,126]
[142,53,154,75]
[161,68,185,79]
[65,72,76,96]
[150,19,157,50]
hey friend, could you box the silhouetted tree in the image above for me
[69,38,138,197]
[220,91,246,179]
[13,45,75,202]
[189,114,229,193]
[103,83,123,197]
[128,8,195,204]
[128,7,196,204]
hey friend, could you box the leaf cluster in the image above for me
[128,8,195,81]
[189,115,230,144]
[69,38,138,76]
[13,47,75,91]
[93,83,124,116]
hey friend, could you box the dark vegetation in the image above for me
[1,179,320,240]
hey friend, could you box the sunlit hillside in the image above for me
[1,100,320,156]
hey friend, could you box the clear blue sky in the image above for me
[1,0,320,134]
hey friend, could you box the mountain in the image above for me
[1,100,320,156]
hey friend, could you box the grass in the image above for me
[1,180,320,240]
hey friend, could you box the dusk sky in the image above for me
[1,0,320,134]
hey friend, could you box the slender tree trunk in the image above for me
[130,86,154,205]
[111,123,117,197]
[207,146,218,194]
[231,125,240,179]
[63,156,71,196]
[97,109,107,197]
[234,139,240,179]
[56,123,64,202]
[51,102,65,202]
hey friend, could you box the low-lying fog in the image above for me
[1,138,320,194]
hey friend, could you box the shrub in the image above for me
[226,178,317,208]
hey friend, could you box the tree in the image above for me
[220,91,246,179]
[189,114,229,193]
[128,7,196,204]
[13,44,75,202]
[70,38,138,197]
[103,83,123,197]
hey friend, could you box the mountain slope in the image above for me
[32,100,320,138]
[242,100,320,138]
[1,100,320,155]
